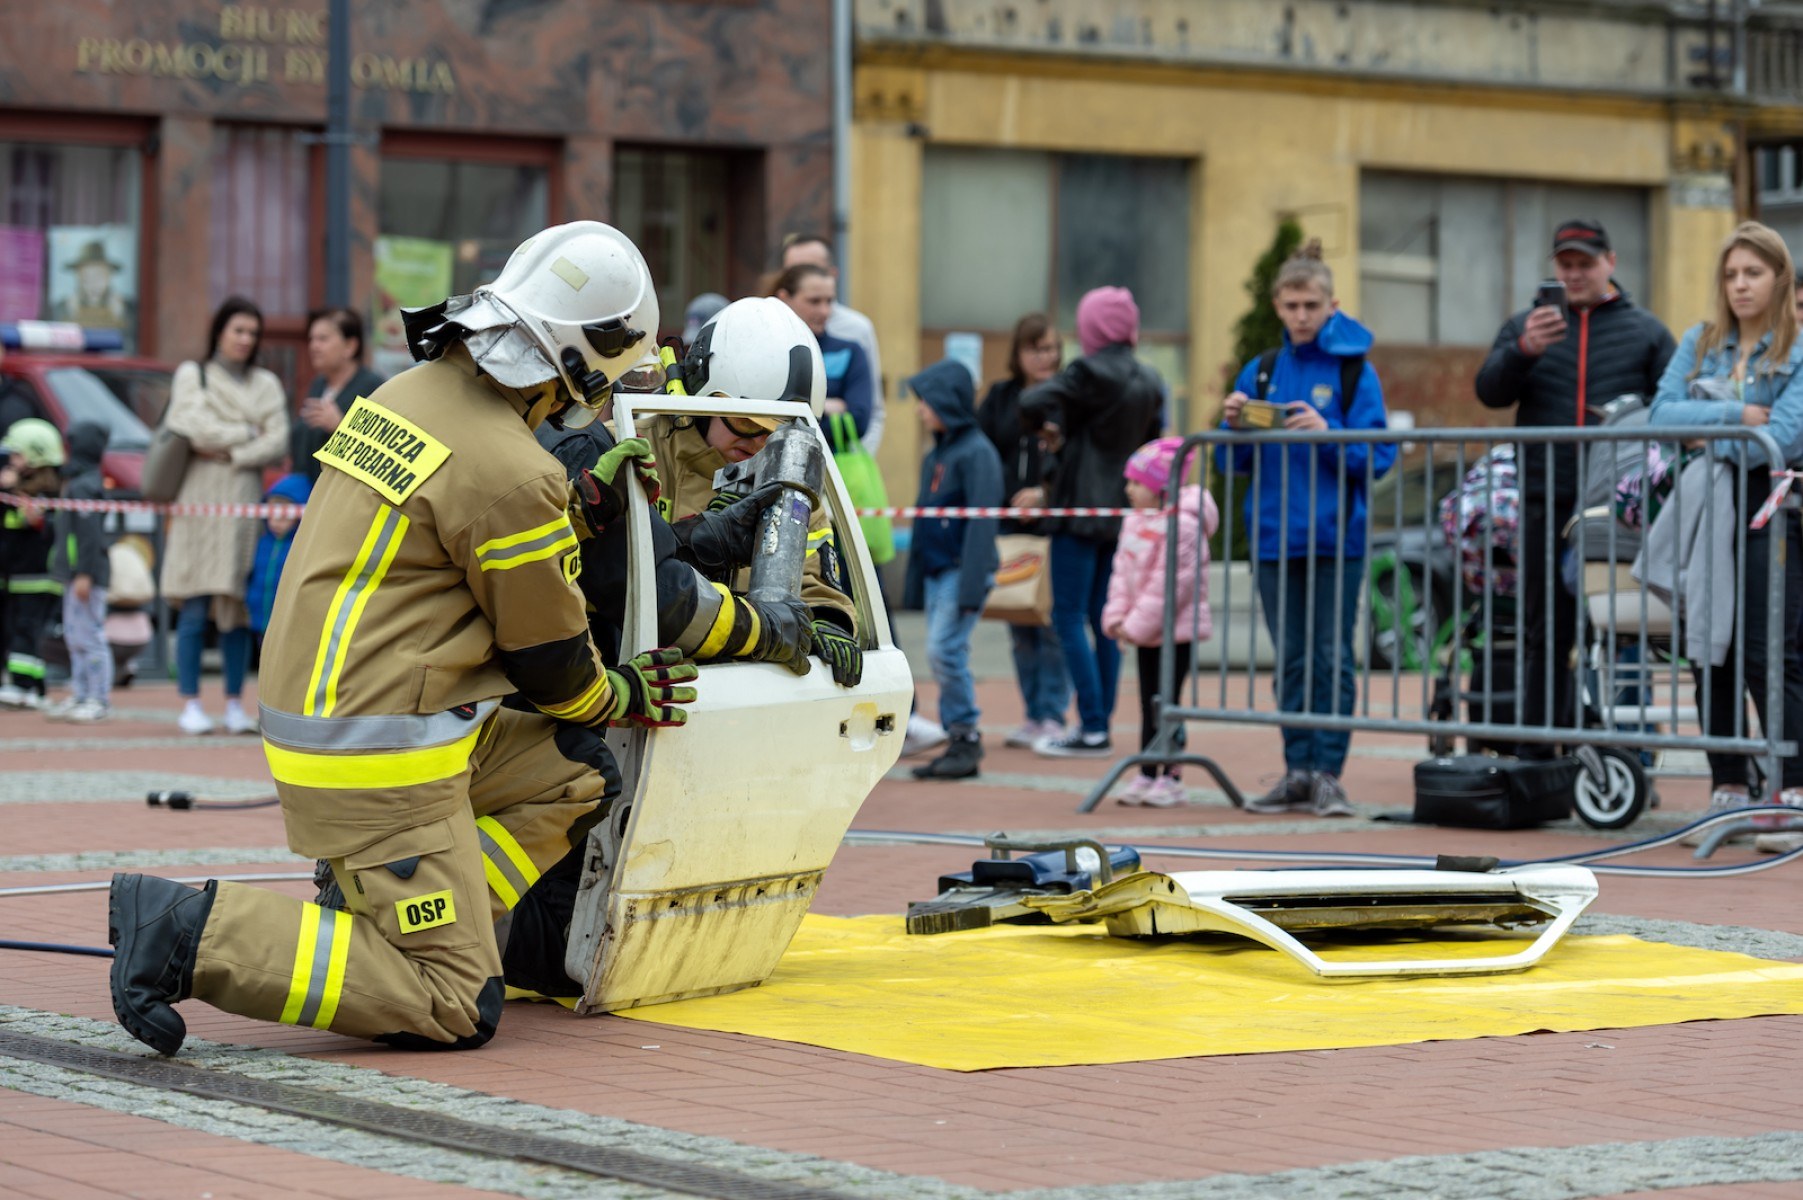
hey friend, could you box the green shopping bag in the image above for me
[827,411,895,565]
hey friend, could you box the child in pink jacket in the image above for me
[1103,436,1219,806]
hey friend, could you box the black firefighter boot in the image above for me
[912,729,984,780]
[107,873,216,1055]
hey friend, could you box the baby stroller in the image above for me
[1425,442,1652,829]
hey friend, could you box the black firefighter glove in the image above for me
[601,646,699,728]
[709,592,814,674]
[811,615,863,688]
[569,437,661,537]
[671,484,783,577]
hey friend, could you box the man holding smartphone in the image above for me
[1475,219,1676,755]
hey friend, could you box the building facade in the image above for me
[853,0,1803,490]
[0,0,833,391]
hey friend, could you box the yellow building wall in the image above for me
[853,55,1740,497]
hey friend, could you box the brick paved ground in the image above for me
[2,627,1800,1199]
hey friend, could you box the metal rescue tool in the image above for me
[907,837,1598,979]
[714,422,826,672]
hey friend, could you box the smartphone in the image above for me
[1533,279,1569,324]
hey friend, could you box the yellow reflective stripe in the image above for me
[806,527,832,559]
[304,507,409,717]
[279,905,321,1025]
[475,516,578,572]
[482,856,520,909]
[539,672,610,721]
[312,910,351,1029]
[731,598,761,657]
[323,513,407,716]
[475,816,541,912]
[696,583,738,658]
[263,727,482,790]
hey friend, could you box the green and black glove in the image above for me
[811,617,862,688]
[570,437,661,536]
[602,646,699,727]
[671,484,782,576]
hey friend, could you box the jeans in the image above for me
[177,595,250,699]
[1008,623,1069,725]
[63,585,110,707]
[1255,555,1364,776]
[923,570,986,734]
[1050,534,1120,735]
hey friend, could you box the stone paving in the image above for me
[2,628,1801,1198]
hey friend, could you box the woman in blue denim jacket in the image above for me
[1648,220,1803,845]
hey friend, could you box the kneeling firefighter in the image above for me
[107,221,696,1055]
[498,297,862,1000]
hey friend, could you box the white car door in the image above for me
[564,394,910,1012]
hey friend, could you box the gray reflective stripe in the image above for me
[476,523,574,569]
[259,700,500,752]
[310,506,406,715]
[673,567,724,655]
[477,824,534,911]
[294,909,344,1029]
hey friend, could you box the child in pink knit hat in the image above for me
[1101,436,1218,806]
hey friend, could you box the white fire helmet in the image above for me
[449,221,659,429]
[682,297,826,430]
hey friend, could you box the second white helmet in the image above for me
[682,297,825,425]
[465,221,659,425]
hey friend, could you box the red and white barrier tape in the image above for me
[1,493,1144,521]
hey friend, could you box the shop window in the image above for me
[209,125,311,320]
[1358,172,1651,347]
[920,146,1191,424]
[0,141,143,350]
[614,147,731,337]
[374,152,549,376]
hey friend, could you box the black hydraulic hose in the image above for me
[147,791,280,811]
[0,940,112,958]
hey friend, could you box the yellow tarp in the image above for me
[616,914,1803,1071]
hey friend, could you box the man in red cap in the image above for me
[1475,219,1676,754]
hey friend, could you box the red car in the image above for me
[0,323,165,493]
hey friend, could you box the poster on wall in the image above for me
[46,225,137,348]
[0,227,45,325]
[372,235,454,379]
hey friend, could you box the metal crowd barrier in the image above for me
[1078,422,1799,842]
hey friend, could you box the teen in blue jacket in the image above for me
[245,472,311,638]
[902,359,1004,779]
[1219,241,1395,817]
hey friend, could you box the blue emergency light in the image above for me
[0,322,125,353]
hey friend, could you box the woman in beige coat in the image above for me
[160,296,290,735]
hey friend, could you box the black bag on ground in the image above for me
[1412,754,1577,829]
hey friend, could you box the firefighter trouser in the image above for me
[190,707,606,1047]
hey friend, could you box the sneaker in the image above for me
[1034,729,1112,758]
[1680,788,1754,846]
[1753,789,1803,831]
[42,697,80,722]
[1114,774,1158,806]
[1004,721,1043,749]
[14,690,43,711]
[901,713,948,758]
[912,732,982,780]
[1140,775,1189,809]
[1309,772,1355,817]
[1244,769,1314,813]
[0,684,25,709]
[1754,831,1803,853]
[222,703,258,736]
[178,704,215,736]
[65,700,109,724]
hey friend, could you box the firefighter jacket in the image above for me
[641,416,856,631]
[259,346,617,853]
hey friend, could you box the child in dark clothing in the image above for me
[247,472,312,643]
[47,422,112,721]
[0,418,67,709]
[902,359,1004,779]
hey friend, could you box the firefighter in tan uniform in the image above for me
[106,222,691,1054]
[647,297,863,688]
